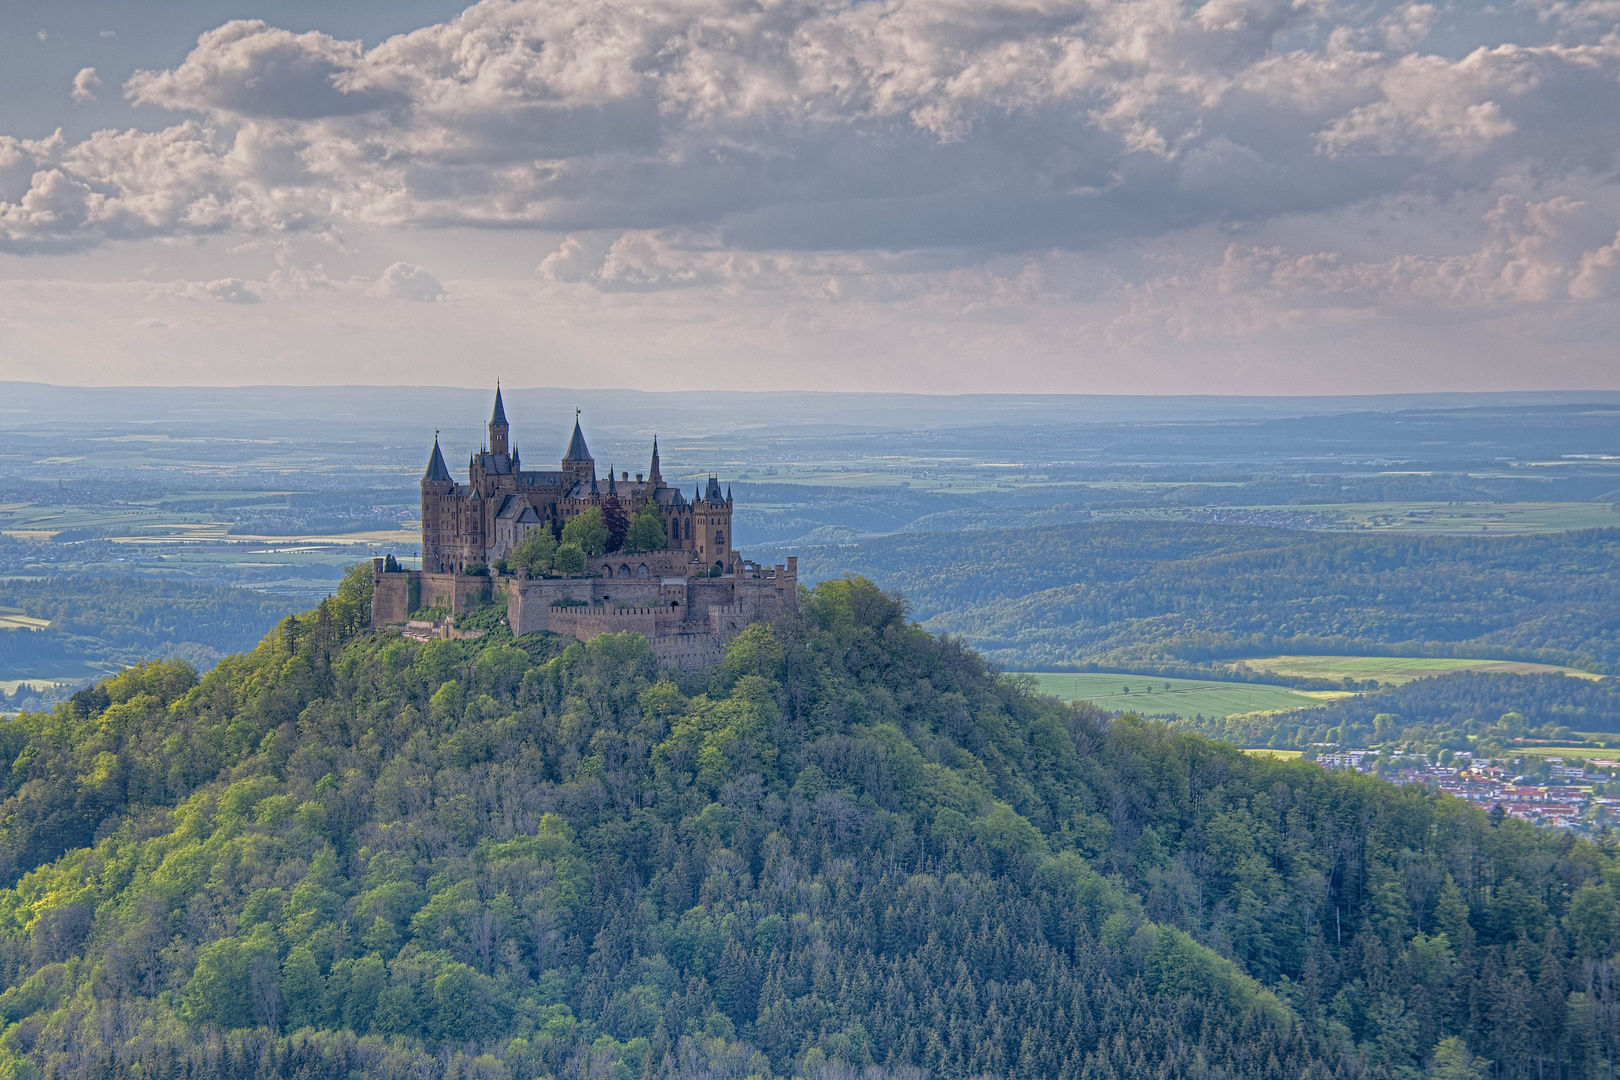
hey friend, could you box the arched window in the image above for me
[637,564,650,579]
[602,565,613,578]
[715,530,724,548]
[619,564,632,577]
[683,519,690,540]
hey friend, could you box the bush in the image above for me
[555,543,586,575]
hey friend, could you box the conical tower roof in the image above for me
[564,412,592,461]
[649,436,662,484]
[490,384,508,427]
[607,465,617,495]
[423,435,451,483]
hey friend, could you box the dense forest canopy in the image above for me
[793,523,1620,672]
[0,570,1615,1080]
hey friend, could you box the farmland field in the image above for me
[1229,654,1603,685]
[1027,672,1347,719]
[0,608,50,631]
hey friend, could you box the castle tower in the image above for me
[421,434,454,572]
[562,411,595,488]
[488,384,509,456]
[693,474,734,571]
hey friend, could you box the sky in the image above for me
[0,0,1618,394]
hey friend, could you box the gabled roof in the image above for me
[496,495,542,522]
[490,385,508,427]
[564,414,592,461]
[706,476,723,502]
[423,437,451,483]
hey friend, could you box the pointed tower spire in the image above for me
[590,469,599,495]
[423,432,451,483]
[607,465,617,495]
[561,408,596,489]
[488,383,510,456]
[649,435,663,486]
[563,410,591,461]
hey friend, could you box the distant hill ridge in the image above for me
[791,521,1620,671]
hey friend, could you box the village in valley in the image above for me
[1322,749,1620,829]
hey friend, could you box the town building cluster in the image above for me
[1320,750,1620,829]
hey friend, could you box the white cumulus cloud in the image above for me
[71,68,102,104]
[373,262,446,301]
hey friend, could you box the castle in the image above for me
[372,387,798,666]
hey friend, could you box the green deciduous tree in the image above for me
[625,503,669,553]
[561,508,609,557]
[510,526,557,575]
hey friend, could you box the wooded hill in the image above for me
[0,569,1614,1080]
[792,523,1620,672]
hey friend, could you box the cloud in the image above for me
[0,0,1611,257]
[71,68,102,104]
[372,261,446,301]
[1107,195,1620,345]
[168,277,263,303]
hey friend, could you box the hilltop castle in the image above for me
[372,387,797,666]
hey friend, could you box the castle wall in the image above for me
[502,556,798,665]
[652,634,727,668]
[419,573,491,615]
[371,562,419,625]
[507,577,595,635]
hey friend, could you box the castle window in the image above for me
[715,530,724,547]
[602,565,613,578]
[637,564,650,579]
[619,564,632,577]
[683,519,690,540]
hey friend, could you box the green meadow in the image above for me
[1230,654,1603,685]
[1027,672,1346,719]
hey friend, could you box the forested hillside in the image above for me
[0,571,1615,1080]
[1177,670,1620,751]
[0,577,302,680]
[793,524,1620,670]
